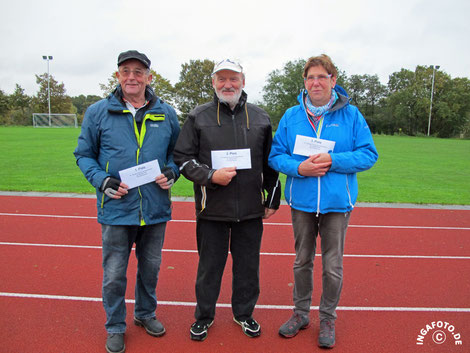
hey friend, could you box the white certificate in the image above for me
[211,148,252,170]
[293,135,336,157]
[118,159,161,189]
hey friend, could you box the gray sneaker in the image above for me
[106,333,125,353]
[134,317,166,337]
[318,319,335,348]
[279,312,310,338]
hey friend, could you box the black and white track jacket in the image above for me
[174,91,281,222]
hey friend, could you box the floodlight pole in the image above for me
[427,65,440,136]
[42,55,53,126]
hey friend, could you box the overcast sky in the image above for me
[1,0,468,103]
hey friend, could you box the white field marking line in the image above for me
[1,212,470,231]
[0,292,469,313]
[1,242,469,260]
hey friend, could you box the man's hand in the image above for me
[263,208,277,219]
[101,177,129,199]
[211,166,237,186]
[156,167,176,190]
[298,153,332,177]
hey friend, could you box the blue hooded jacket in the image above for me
[268,89,378,214]
[74,86,180,225]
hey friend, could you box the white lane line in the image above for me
[1,212,470,231]
[348,225,470,230]
[1,242,469,260]
[0,213,97,219]
[0,242,102,249]
[1,292,469,313]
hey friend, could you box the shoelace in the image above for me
[320,321,334,337]
[288,315,302,328]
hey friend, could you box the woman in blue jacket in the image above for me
[268,54,378,348]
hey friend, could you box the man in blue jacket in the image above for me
[268,54,378,349]
[74,50,180,353]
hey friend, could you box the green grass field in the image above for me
[1,127,469,205]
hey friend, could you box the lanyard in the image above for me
[307,114,324,138]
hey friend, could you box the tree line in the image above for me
[262,59,470,138]
[1,59,469,138]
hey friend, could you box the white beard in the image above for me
[216,88,242,110]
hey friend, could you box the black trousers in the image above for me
[194,217,263,322]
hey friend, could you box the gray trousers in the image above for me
[291,208,350,320]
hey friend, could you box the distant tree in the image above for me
[71,94,102,124]
[347,74,367,107]
[261,59,306,128]
[174,59,214,123]
[346,74,387,132]
[99,72,118,97]
[382,65,470,137]
[383,67,430,135]
[149,71,175,105]
[9,84,32,125]
[0,89,10,124]
[34,73,74,114]
[430,76,470,137]
[382,66,466,136]
[335,69,348,92]
[363,75,387,113]
[387,68,415,93]
[10,84,31,114]
[71,94,102,115]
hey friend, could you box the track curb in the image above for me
[1,191,469,210]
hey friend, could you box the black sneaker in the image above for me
[190,320,214,341]
[318,319,335,348]
[106,333,125,353]
[233,317,261,338]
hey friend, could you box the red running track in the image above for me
[0,195,469,353]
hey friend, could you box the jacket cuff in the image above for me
[207,169,216,182]
[264,179,281,209]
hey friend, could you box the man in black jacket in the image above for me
[174,59,281,341]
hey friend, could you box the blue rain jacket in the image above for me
[74,87,180,225]
[268,90,378,214]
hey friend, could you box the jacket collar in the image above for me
[298,88,349,114]
[110,85,157,109]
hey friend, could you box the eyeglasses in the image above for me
[304,74,332,83]
[118,68,149,78]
